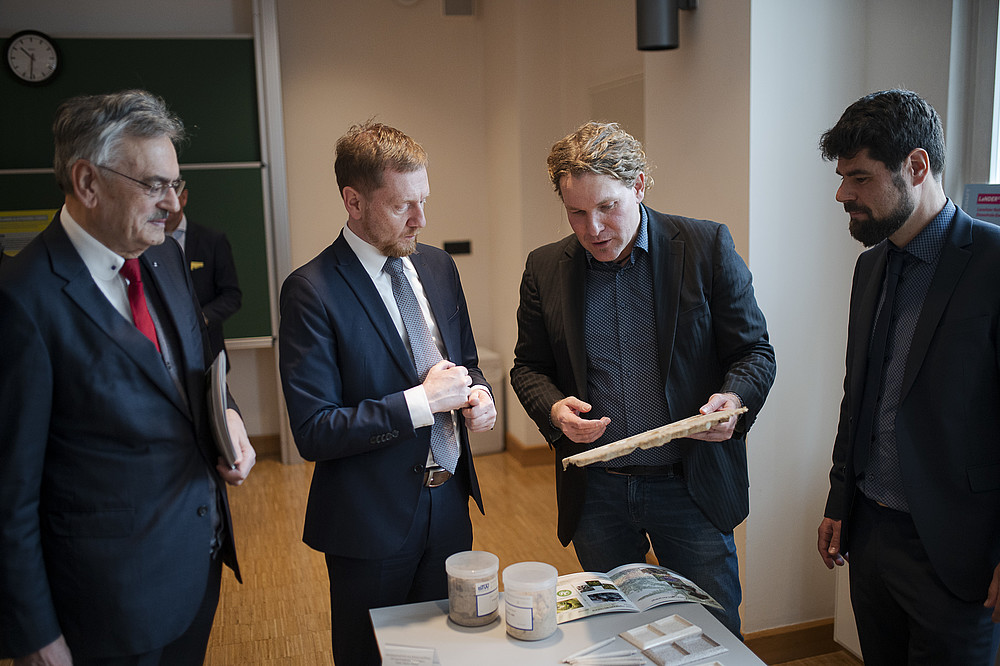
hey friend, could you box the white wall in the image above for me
[480,0,563,441]
[746,0,867,633]
[275,0,493,345]
[643,0,752,257]
[493,0,644,450]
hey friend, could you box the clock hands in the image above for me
[17,46,37,78]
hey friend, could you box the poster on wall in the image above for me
[963,184,1000,226]
[0,210,57,257]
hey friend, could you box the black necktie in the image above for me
[854,249,906,475]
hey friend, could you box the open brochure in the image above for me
[555,563,721,624]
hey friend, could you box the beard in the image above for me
[377,236,417,258]
[846,173,915,247]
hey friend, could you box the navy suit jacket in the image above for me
[0,214,240,659]
[182,219,242,359]
[825,205,1000,601]
[278,232,486,559]
[511,205,776,546]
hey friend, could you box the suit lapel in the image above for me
[46,220,185,409]
[141,245,203,416]
[559,241,589,398]
[332,236,419,383]
[849,249,886,420]
[900,213,972,401]
[646,211,683,385]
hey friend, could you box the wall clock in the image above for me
[5,30,59,85]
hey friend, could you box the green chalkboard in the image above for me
[0,38,260,167]
[179,168,270,341]
[0,37,271,339]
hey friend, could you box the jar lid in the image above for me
[446,550,499,576]
[502,561,558,591]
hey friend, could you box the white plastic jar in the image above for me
[501,561,558,640]
[445,550,500,626]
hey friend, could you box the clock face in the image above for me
[6,31,59,84]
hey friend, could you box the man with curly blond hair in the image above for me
[511,121,775,637]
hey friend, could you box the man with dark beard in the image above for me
[816,89,1000,664]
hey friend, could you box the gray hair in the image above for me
[52,90,185,193]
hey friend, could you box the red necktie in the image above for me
[120,258,160,352]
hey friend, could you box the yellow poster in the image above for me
[0,210,58,256]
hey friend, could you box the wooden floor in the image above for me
[0,450,857,665]
[202,450,859,665]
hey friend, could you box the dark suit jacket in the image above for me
[278,232,486,559]
[825,205,1000,601]
[510,205,776,546]
[0,213,240,659]
[182,219,242,359]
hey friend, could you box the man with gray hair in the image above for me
[511,121,775,637]
[0,90,255,664]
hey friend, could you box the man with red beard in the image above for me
[817,89,1000,664]
[278,121,495,665]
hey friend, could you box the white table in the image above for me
[371,597,766,665]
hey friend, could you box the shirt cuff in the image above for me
[404,385,435,428]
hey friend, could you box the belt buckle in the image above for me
[423,467,452,488]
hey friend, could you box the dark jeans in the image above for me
[572,466,742,637]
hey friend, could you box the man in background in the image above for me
[817,89,1000,664]
[278,121,496,664]
[510,121,775,636]
[0,90,255,664]
[165,187,242,362]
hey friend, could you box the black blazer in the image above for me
[0,214,240,658]
[511,205,776,546]
[825,205,1000,601]
[279,233,486,559]
[182,220,241,359]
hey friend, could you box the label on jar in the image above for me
[505,592,535,630]
[476,578,499,616]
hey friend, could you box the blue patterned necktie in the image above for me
[384,256,459,474]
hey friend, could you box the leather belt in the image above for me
[603,462,684,477]
[423,467,452,488]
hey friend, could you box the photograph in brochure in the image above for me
[555,564,722,624]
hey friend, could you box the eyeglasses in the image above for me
[97,165,186,198]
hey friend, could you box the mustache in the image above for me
[149,211,169,221]
[843,202,870,215]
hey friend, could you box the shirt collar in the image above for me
[900,198,954,264]
[60,206,126,282]
[171,214,188,237]
[635,205,650,254]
